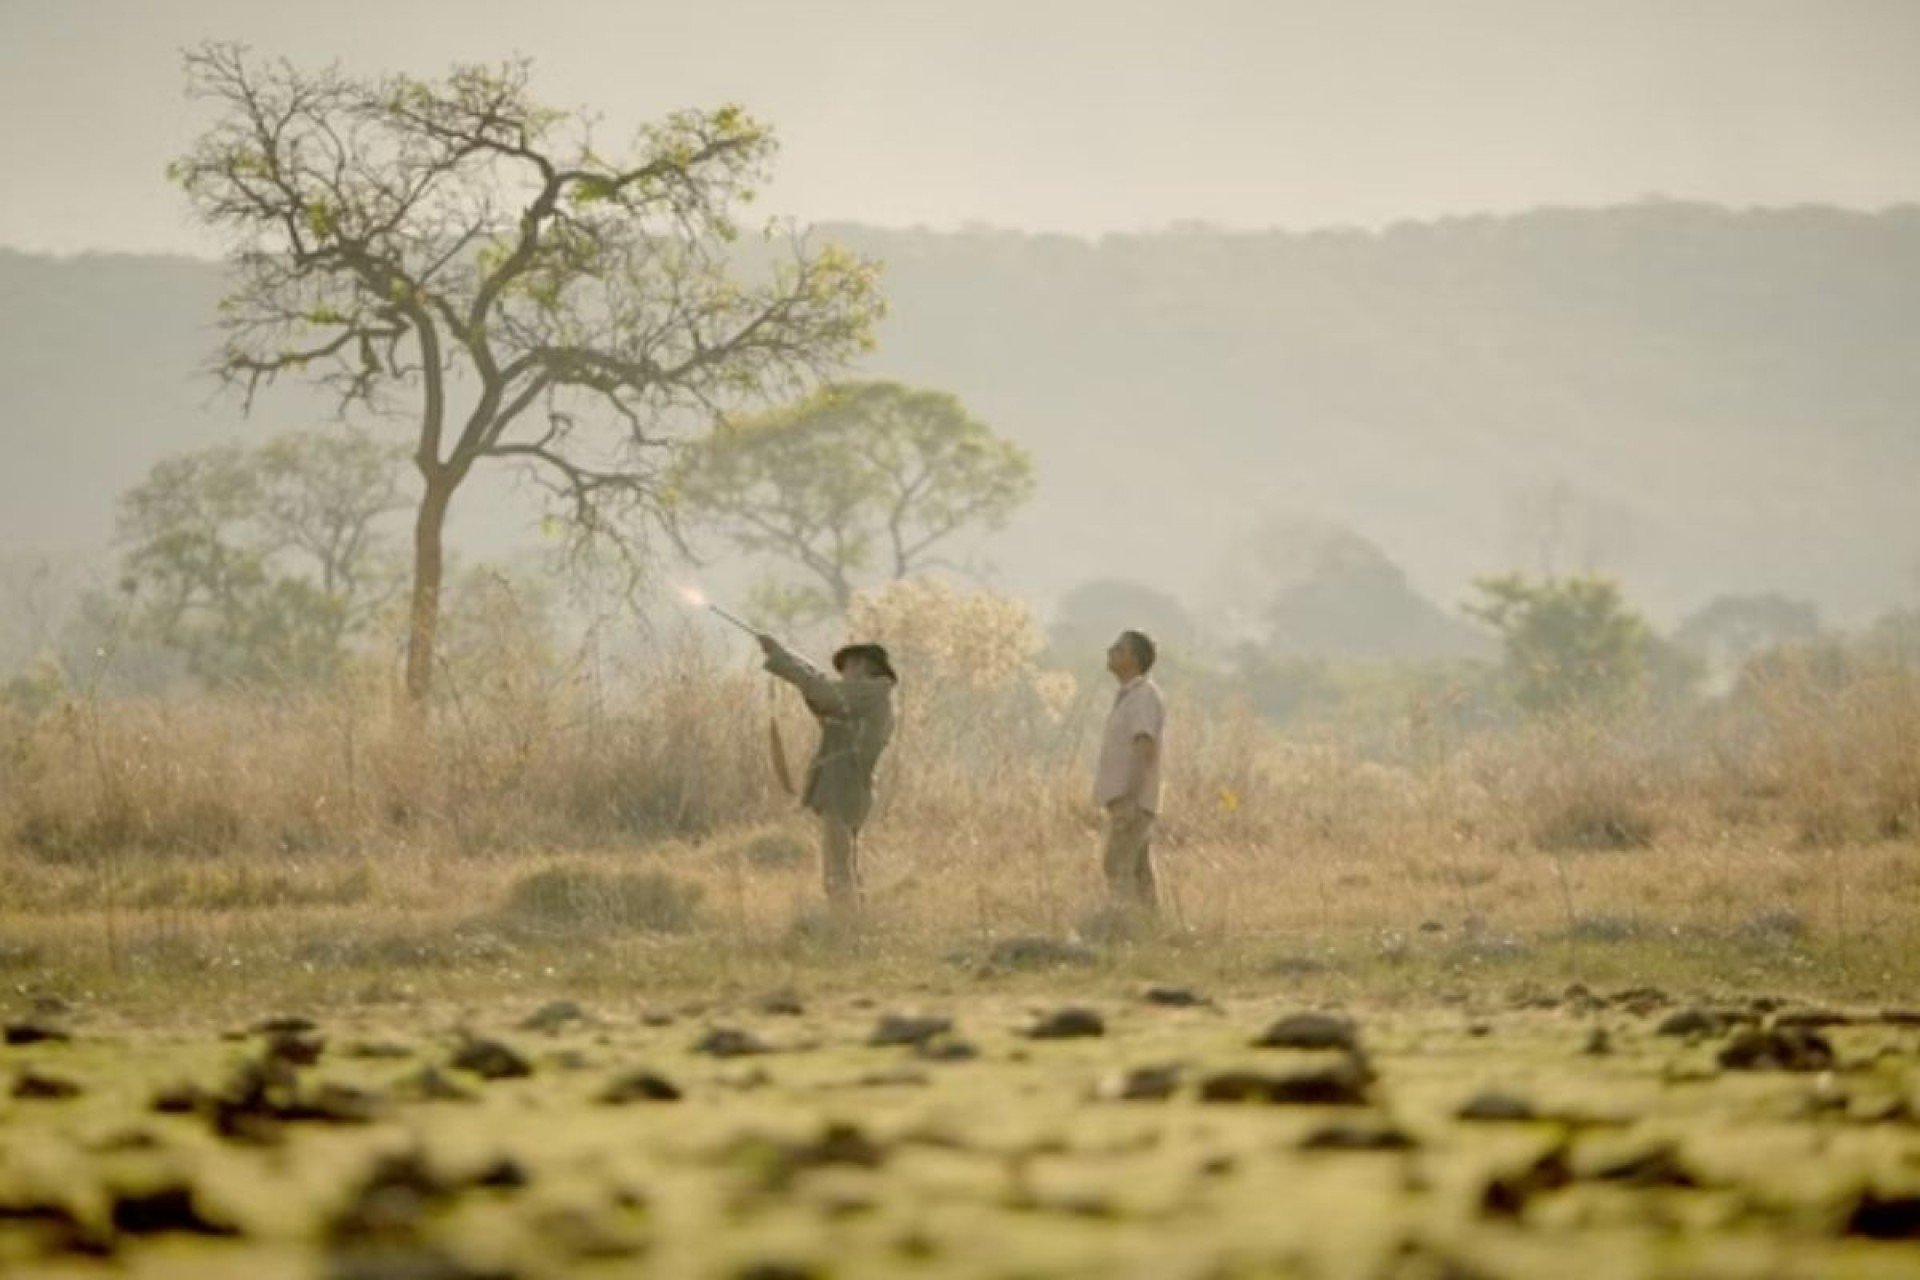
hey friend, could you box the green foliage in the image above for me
[672,381,1034,618]
[112,428,408,688]
[1465,574,1662,716]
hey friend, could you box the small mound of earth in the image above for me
[13,1068,83,1100]
[598,1069,682,1104]
[1199,1057,1371,1106]
[518,1001,589,1033]
[1024,1008,1105,1040]
[109,1181,241,1238]
[867,1014,953,1047]
[1718,1027,1836,1072]
[1254,1013,1358,1051]
[694,1027,774,1058]
[1097,1064,1181,1101]
[1456,1091,1536,1123]
[448,1037,533,1081]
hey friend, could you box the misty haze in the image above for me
[0,3,1917,1277]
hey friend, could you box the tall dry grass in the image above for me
[1,581,1917,996]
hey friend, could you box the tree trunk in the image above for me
[404,474,455,702]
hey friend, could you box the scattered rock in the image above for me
[1718,1027,1836,1072]
[0,1194,114,1257]
[449,1036,533,1080]
[1481,1143,1573,1218]
[1098,1064,1181,1101]
[1254,1013,1358,1051]
[252,1015,318,1035]
[110,1181,240,1237]
[151,1082,207,1114]
[1299,1120,1416,1151]
[598,1069,682,1104]
[1199,1057,1371,1106]
[518,1001,588,1033]
[694,1027,774,1058]
[1025,1007,1105,1040]
[1587,1141,1701,1188]
[1843,1190,1920,1240]
[1582,1028,1613,1056]
[393,1066,477,1104]
[755,989,805,1017]
[346,1042,415,1061]
[1655,1008,1728,1038]
[471,1156,530,1191]
[867,1014,953,1047]
[986,936,1097,971]
[914,1035,979,1062]
[3,1020,70,1046]
[1141,985,1209,1008]
[264,1030,326,1067]
[1456,1091,1536,1123]
[735,1261,822,1280]
[1773,1008,1854,1029]
[12,1068,82,1100]
[854,1066,931,1088]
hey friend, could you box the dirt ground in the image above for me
[4,973,1920,1280]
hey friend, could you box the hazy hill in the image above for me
[4,201,1917,636]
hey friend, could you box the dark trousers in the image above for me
[822,815,862,906]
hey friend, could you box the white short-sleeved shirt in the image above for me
[1094,676,1167,812]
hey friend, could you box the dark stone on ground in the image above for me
[599,1069,683,1104]
[914,1035,979,1062]
[151,1082,207,1114]
[449,1036,533,1080]
[1844,1190,1920,1240]
[4,1020,70,1046]
[1299,1120,1416,1151]
[1199,1057,1371,1106]
[0,1194,115,1257]
[986,936,1097,971]
[1719,1027,1836,1072]
[1655,1008,1728,1038]
[471,1157,530,1191]
[1481,1143,1573,1218]
[518,1001,588,1033]
[755,989,805,1017]
[285,1082,388,1125]
[1457,1091,1536,1122]
[867,1014,953,1047]
[1141,985,1209,1007]
[1100,1064,1181,1101]
[694,1027,774,1057]
[1025,1007,1105,1040]
[1773,1008,1855,1029]
[1254,1013,1358,1051]
[1877,1008,1920,1027]
[1588,1142,1701,1188]
[735,1262,822,1280]
[394,1066,477,1104]
[265,1030,325,1067]
[347,1042,414,1060]
[253,1015,318,1035]
[110,1181,240,1237]
[1583,1028,1613,1056]
[12,1068,82,1100]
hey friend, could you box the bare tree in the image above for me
[172,44,882,699]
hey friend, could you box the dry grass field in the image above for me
[2,591,1918,1276]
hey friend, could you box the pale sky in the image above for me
[2,0,1918,252]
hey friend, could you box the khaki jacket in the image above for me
[764,640,896,829]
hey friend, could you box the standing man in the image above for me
[758,634,898,909]
[1094,630,1167,913]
